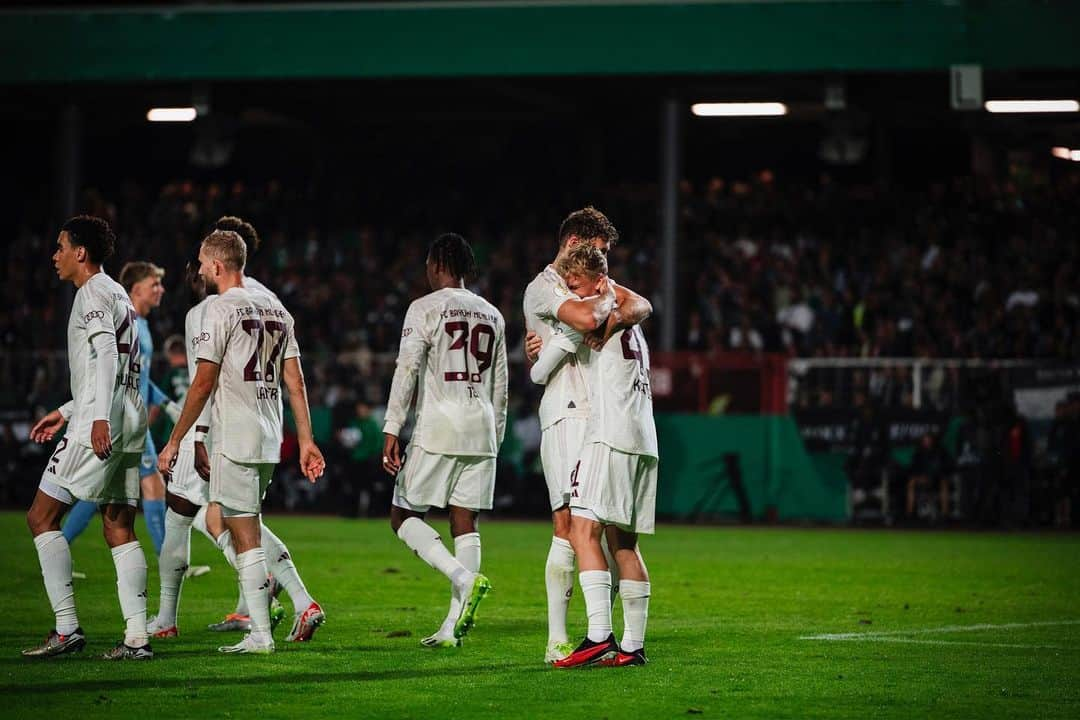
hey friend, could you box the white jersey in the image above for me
[181,276,273,451]
[181,296,214,451]
[66,272,147,453]
[580,325,658,458]
[196,285,300,464]
[384,287,508,457]
[523,266,589,430]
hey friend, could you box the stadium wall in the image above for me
[3,1,1080,83]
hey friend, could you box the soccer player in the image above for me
[61,262,179,555]
[24,216,153,660]
[530,243,657,668]
[382,233,506,648]
[522,206,652,663]
[158,229,325,654]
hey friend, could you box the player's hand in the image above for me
[584,306,623,351]
[525,331,543,363]
[30,409,67,444]
[90,419,112,460]
[194,441,211,481]
[299,441,325,483]
[382,434,403,476]
[158,439,179,478]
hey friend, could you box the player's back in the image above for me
[407,287,506,457]
[67,272,146,453]
[581,325,658,458]
[197,285,298,464]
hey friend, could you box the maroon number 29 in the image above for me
[443,321,495,382]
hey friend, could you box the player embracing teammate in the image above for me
[526,210,657,668]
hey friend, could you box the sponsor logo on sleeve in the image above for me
[83,310,105,323]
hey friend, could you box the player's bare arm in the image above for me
[283,356,325,482]
[555,278,615,334]
[583,281,652,351]
[158,360,219,476]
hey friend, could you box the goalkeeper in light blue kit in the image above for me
[62,262,180,555]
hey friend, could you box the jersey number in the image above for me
[242,319,288,383]
[443,321,495,383]
[621,327,646,374]
[115,308,140,374]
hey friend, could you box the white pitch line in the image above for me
[824,637,1074,651]
[800,619,1080,642]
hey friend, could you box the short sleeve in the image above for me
[80,282,117,340]
[283,310,301,360]
[196,300,229,365]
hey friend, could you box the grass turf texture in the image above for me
[1,512,1078,719]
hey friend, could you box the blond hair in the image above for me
[201,230,247,272]
[118,261,165,292]
[555,241,608,279]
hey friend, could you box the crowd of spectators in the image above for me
[2,167,1078,519]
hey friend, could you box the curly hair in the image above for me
[428,233,476,280]
[212,215,260,253]
[61,215,115,265]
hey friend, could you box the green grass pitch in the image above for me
[1,512,1078,719]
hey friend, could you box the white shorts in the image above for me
[209,452,274,516]
[167,445,209,507]
[38,437,140,506]
[570,442,658,535]
[392,446,495,513]
[540,417,587,511]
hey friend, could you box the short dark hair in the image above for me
[557,206,619,248]
[61,215,115,264]
[428,233,476,281]
[213,215,260,253]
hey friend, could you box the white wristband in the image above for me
[193,431,207,443]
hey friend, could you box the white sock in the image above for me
[33,531,79,636]
[156,510,193,627]
[436,532,481,636]
[216,529,248,616]
[191,505,214,544]
[579,570,612,643]
[601,533,620,605]
[261,522,313,612]
[397,517,472,587]
[619,579,650,652]
[236,548,272,641]
[111,540,148,647]
[545,536,576,645]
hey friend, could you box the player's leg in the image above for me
[23,486,85,657]
[261,521,324,642]
[148,491,200,638]
[100,498,152,660]
[197,474,253,631]
[603,526,649,666]
[544,505,576,661]
[423,505,484,647]
[61,499,97,545]
[553,510,618,668]
[218,508,274,653]
[139,431,166,555]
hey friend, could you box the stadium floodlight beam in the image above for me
[985,100,1079,114]
[147,107,198,122]
[691,102,788,117]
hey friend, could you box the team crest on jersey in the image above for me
[553,284,569,297]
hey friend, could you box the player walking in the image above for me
[158,230,324,654]
[383,234,507,648]
[24,216,153,660]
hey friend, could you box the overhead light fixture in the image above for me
[985,100,1079,114]
[147,107,198,122]
[691,102,788,117]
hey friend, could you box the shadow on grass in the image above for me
[0,661,547,695]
